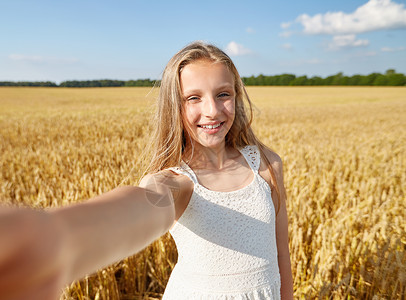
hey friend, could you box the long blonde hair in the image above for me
[143,41,281,212]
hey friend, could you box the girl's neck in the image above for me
[183,142,238,171]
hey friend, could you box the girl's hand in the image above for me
[0,206,69,300]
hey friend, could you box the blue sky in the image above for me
[1,0,405,83]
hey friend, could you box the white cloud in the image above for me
[282,43,292,50]
[224,42,252,56]
[279,31,293,38]
[280,22,292,29]
[245,27,255,34]
[328,34,369,50]
[381,46,406,52]
[296,0,406,35]
[9,54,79,64]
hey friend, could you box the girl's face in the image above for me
[180,60,235,150]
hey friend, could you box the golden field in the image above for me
[0,86,405,299]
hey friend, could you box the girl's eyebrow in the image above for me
[215,83,234,90]
[182,88,201,95]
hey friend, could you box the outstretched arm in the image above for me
[0,185,175,300]
[53,185,175,284]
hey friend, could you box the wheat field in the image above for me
[0,87,405,299]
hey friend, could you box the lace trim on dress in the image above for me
[239,145,260,172]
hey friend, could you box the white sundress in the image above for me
[162,145,281,299]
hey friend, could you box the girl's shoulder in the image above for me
[140,169,194,195]
[257,145,284,181]
[257,145,286,212]
[140,169,194,221]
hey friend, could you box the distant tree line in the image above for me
[0,81,58,87]
[0,79,157,88]
[1,70,405,87]
[241,69,406,86]
[58,79,156,87]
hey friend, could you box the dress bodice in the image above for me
[164,145,281,298]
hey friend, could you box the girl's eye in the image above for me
[187,96,199,101]
[218,92,230,98]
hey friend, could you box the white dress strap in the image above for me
[239,145,260,173]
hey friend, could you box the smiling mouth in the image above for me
[197,122,225,129]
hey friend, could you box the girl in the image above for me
[0,42,293,300]
[140,42,293,299]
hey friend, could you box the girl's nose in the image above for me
[203,96,220,117]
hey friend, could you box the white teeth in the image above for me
[201,123,221,129]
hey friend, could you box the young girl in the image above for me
[0,42,293,300]
[140,42,293,299]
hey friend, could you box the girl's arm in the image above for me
[263,150,294,299]
[273,157,294,300]
[0,184,175,300]
[53,185,175,284]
